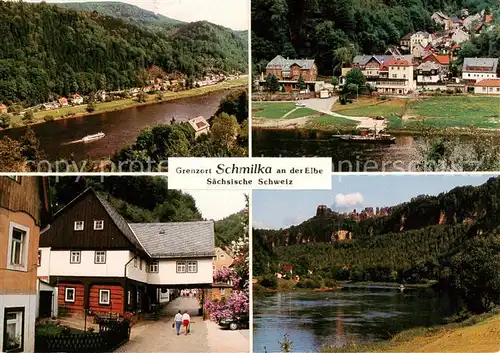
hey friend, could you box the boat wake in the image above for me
[61,139,84,145]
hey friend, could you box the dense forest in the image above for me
[49,176,245,248]
[254,176,500,312]
[251,0,498,75]
[0,1,247,106]
[54,1,184,26]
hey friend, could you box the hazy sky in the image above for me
[253,174,499,230]
[30,0,249,30]
[182,190,246,221]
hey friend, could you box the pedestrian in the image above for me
[182,310,191,335]
[173,310,182,335]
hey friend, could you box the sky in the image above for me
[182,190,246,221]
[253,174,499,230]
[30,0,249,30]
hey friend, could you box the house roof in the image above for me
[485,14,493,24]
[187,116,209,132]
[0,103,6,109]
[401,32,413,40]
[432,11,449,20]
[353,54,413,67]
[267,55,315,70]
[417,61,441,71]
[129,221,215,259]
[474,78,500,87]
[386,57,413,67]
[463,57,499,72]
[423,53,450,65]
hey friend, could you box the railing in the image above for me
[35,320,130,352]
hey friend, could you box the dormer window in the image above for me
[94,220,104,230]
[74,221,84,231]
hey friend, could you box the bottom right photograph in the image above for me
[252,174,500,353]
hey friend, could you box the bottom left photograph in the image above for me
[0,176,249,353]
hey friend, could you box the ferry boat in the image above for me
[82,132,105,142]
[339,126,396,144]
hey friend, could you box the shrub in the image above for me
[0,114,11,128]
[380,95,387,100]
[260,275,278,289]
[44,115,55,122]
[61,326,71,335]
[86,102,96,113]
[324,279,337,288]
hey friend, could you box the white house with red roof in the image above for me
[0,103,7,114]
[376,57,416,94]
[474,79,500,95]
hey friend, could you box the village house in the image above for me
[58,97,68,107]
[399,33,413,52]
[417,61,445,85]
[188,116,210,138]
[69,94,84,105]
[0,103,7,114]
[376,57,416,94]
[263,55,319,92]
[410,31,433,58]
[213,247,233,274]
[37,188,215,320]
[0,176,50,353]
[462,57,499,82]
[431,11,451,30]
[474,78,500,95]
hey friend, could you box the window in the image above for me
[93,220,104,230]
[176,261,186,273]
[74,221,84,231]
[95,251,106,264]
[3,308,24,352]
[220,288,226,295]
[219,254,225,259]
[187,261,198,273]
[70,251,81,264]
[7,223,29,271]
[37,250,41,266]
[99,289,110,305]
[134,258,137,267]
[65,287,75,302]
[149,261,159,273]
[139,259,142,270]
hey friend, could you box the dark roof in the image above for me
[51,188,145,253]
[94,191,146,253]
[266,55,315,70]
[129,221,215,259]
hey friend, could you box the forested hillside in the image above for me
[251,0,497,74]
[215,211,247,247]
[0,1,247,106]
[254,177,500,311]
[54,1,183,26]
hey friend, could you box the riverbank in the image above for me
[6,77,247,130]
[252,95,500,136]
[321,309,500,353]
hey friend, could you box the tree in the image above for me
[265,74,280,93]
[22,110,34,123]
[0,114,10,129]
[20,127,46,170]
[331,77,339,89]
[211,113,239,148]
[297,76,306,90]
[345,67,366,87]
[136,92,148,103]
[86,102,96,113]
[333,45,357,74]
[0,136,24,171]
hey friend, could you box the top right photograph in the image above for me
[251,0,500,172]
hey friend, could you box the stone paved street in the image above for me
[115,297,249,353]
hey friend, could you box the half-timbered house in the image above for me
[38,188,215,320]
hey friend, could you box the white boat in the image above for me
[82,132,105,142]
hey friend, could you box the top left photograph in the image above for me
[0,0,249,173]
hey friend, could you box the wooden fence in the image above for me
[35,320,130,352]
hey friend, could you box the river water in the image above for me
[252,128,493,172]
[253,287,461,353]
[0,89,234,162]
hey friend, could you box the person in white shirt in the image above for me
[174,310,182,335]
[182,310,191,335]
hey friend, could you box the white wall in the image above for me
[47,250,134,277]
[462,72,497,81]
[417,74,441,83]
[125,252,148,283]
[148,258,213,285]
[0,294,37,353]
[474,86,500,94]
[37,247,51,279]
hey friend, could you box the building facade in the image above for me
[0,176,49,353]
[474,78,500,94]
[38,188,215,320]
[265,55,318,82]
[462,58,499,82]
[213,247,233,274]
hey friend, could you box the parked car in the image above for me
[295,102,306,107]
[374,116,385,120]
[218,314,249,330]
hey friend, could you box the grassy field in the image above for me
[331,96,500,130]
[332,98,407,117]
[252,102,321,119]
[9,77,248,127]
[322,311,500,353]
[313,115,358,125]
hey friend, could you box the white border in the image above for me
[7,221,31,272]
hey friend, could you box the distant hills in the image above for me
[54,1,184,26]
[0,1,248,106]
